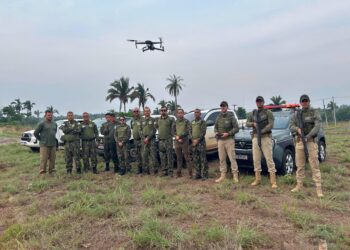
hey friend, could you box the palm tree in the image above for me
[269,95,286,106]
[11,98,22,115]
[166,100,181,114]
[106,77,134,113]
[158,99,167,108]
[46,105,59,115]
[165,74,184,112]
[34,110,42,118]
[130,83,156,111]
[22,100,36,117]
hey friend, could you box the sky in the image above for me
[1,0,350,115]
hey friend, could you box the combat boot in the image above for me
[215,173,226,183]
[83,166,89,172]
[291,182,303,193]
[67,169,72,174]
[316,185,324,198]
[189,169,193,179]
[233,172,239,184]
[92,166,98,174]
[251,172,261,186]
[104,162,110,172]
[137,166,143,174]
[77,167,82,174]
[269,172,278,189]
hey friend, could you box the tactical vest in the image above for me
[191,119,203,139]
[253,109,269,134]
[176,119,186,136]
[216,113,234,134]
[64,120,80,142]
[142,117,155,137]
[158,116,172,140]
[301,109,316,135]
[116,125,128,141]
[81,122,96,140]
[132,118,142,140]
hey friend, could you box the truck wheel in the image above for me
[281,149,295,175]
[318,140,326,162]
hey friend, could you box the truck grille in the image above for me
[235,140,252,150]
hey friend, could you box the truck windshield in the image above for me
[273,112,291,129]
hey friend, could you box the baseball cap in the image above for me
[300,94,310,102]
[220,101,228,107]
[256,96,264,102]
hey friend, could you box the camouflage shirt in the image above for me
[290,107,321,139]
[115,124,131,144]
[191,118,206,142]
[172,118,191,140]
[246,109,274,135]
[141,116,156,140]
[81,121,99,140]
[214,112,239,136]
[61,120,81,142]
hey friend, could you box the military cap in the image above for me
[109,113,116,117]
[220,101,228,107]
[300,94,310,102]
[256,96,265,102]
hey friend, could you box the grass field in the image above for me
[0,123,349,249]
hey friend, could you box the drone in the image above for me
[127,37,165,52]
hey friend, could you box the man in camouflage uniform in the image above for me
[289,94,324,198]
[131,107,143,174]
[214,101,240,183]
[141,107,158,175]
[191,109,208,180]
[81,112,99,174]
[115,116,131,175]
[156,106,175,177]
[173,108,193,178]
[34,110,58,174]
[100,113,119,173]
[61,111,82,174]
[246,96,278,188]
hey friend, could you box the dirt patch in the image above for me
[0,163,14,171]
[0,137,17,145]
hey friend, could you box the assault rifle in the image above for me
[297,110,309,160]
[254,110,262,149]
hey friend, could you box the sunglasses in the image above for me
[133,111,139,113]
[301,99,309,103]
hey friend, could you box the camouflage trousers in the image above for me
[65,141,82,171]
[142,139,159,173]
[192,141,208,178]
[104,140,118,166]
[295,140,322,187]
[117,143,130,172]
[134,139,142,168]
[159,139,174,175]
[174,140,192,176]
[82,140,97,170]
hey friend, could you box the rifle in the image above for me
[254,110,262,149]
[297,110,309,160]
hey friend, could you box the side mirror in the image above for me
[206,120,214,127]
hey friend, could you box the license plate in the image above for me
[236,154,248,160]
[20,141,27,145]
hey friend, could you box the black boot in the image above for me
[119,168,126,176]
[92,166,98,174]
[67,169,72,174]
[137,166,143,174]
[83,166,89,172]
[114,165,119,173]
[77,167,82,174]
[104,162,110,172]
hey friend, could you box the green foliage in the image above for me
[235,222,266,249]
[236,106,247,119]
